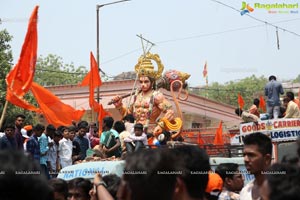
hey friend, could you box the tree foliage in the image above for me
[0,29,13,106]
[293,74,300,83]
[0,29,37,128]
[193,75,268,109]
[34,54,88,86]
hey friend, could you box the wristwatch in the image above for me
[95,181,107,188]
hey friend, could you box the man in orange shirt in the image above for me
[249,98,260,118]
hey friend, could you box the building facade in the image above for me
[47,79,241,133]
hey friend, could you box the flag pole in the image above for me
[0,100,9,130]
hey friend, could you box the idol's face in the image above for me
[139,76,152,92]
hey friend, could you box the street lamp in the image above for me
[96,0,131,104]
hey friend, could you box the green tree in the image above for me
[34,54,88,86]
[194,75,268,109]
[293,74,300,83]
[0,29,13,104]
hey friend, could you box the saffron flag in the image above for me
[6,88,40,112]
[213,121,224,145]
[237,93,245,109]
[6,6,38,96]
[80,52,109,127]
[259,95,266,112]
[30,82,85,127]
[80,52,102,109]
[203,61,208,78]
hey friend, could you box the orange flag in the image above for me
[80,52,108,127]
[30,82,85,127]
[213,121,224,145]
[80,52,102,109]
[6,89,40,112]
[259,95,266,112]
[6,6,38,96]
[237,93,245,109]
[203,61,208,78]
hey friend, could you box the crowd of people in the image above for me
[0,113,154,177]
[0,72,299,200]
[235,75,300,122]
[0,131,299,200]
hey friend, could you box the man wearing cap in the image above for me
[205,172,223,200]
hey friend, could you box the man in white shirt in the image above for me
[240,132,272,200]
[58,127,73,169]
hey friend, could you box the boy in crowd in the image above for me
[39,125,50,179]
[26,124,45,162]
[58,126,73,168]
[74,122,89,160]
[124,123,148,153]
[99,116,121,158]
[47,131,62,177]
[69,125,81,164]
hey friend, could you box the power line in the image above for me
[99,17,300,74]
[35,68,87,75]
[209,0,300,37]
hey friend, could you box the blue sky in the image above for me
[1,0,300,86]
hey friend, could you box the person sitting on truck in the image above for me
[286,91,300,109]
[99,116,121,158]
[235,108,260,123]
[124,123,148,153]
[114,120,130,153]
[240,132,272,200]
[215,163,244,200]
[249,98,260,118]
[283,96,300,118]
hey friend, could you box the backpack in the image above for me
[105,131,121,158]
